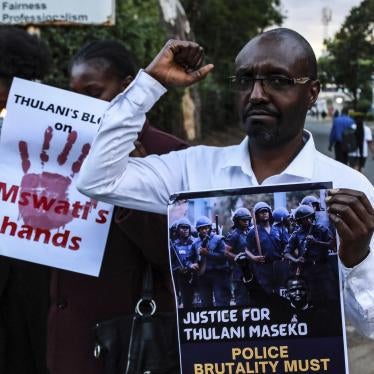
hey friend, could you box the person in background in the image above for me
[0,26,51,374]
[348,113,374,173]
[328,107,355,164]
[46,40,188,374]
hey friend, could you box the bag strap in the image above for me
[141,262,154,300]
[135,263,157,316]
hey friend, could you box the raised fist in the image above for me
[145,39,214,88]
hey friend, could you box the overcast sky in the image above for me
[275,0,363,57]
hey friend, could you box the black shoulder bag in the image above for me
[93,263,180,374]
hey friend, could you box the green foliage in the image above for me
[356,98,372,113]
[40,0,283,136]
[42,0,165,88]
[182,0,284,133]
[41,0,184,133]
[319,0,374,108]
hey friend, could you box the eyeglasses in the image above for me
[229,75,312,94]
[178,225,190,230]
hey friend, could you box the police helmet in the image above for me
[254,201,272,215]
[301,195,320,208]
[294,205,315,221]
[177,217,192,229]
[169,220,179,231]
[233,207,251,222]
[195,216,212,229]
[272,207,290,223]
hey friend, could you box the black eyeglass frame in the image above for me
[228,75,313,94]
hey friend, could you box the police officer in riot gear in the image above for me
[189,216,231,307]
[247,202,284,296]
[272,207,291,250]
[301,195,332,234]
[272,207,291,296]
[169,220,179,244]
[284,205,336,303]
[171,218,196,308]
[225,207,252,305]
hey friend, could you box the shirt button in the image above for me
[57,300,67,309]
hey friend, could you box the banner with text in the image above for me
[0,0,115,25]
[0,78,112,276]
[168,182,348,373]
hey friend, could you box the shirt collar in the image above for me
[221,129,316,181]
[281,130,315,180]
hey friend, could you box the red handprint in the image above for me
[18,126,91,230]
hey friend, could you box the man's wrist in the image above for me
[341,247,370,268]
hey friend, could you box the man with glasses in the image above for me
[77,28,374,338]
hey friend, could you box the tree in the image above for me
[182,0,283,133]
[40,0,283,138]
[319,0,374,109]
[41,0,185,135]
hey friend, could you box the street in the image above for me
[306,117,374,373]
[305,118,374,184]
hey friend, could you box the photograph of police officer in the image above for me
[272,207,292,296]
[170,218,197,308]
[301,195,335,238]
[224,208,252,306]
[188,216,231,308]
[246,202,284,299]
[284,204,338,304]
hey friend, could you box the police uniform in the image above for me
[171,236,196,308]
[272,221,291,296]
[189,233,231,308]
[225,227,250,305]
[247,225,283,295]
[301,195,334,236]
[284,223,337,303]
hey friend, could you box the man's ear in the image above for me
[308,80,320,109]
[121,75,134,91]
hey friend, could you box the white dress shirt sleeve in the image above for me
[76,70,185,214]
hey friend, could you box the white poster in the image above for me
[0,78,112,276]
[0,0,115,25]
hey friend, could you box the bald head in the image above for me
[236,28,317,80]
[234,27,320,150]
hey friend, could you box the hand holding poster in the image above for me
[168,182,349,373]
[0,78,112,276]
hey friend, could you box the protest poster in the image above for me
[0,78,112,276]
[168,182,348,373]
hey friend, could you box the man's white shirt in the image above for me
[77,69,374,338]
